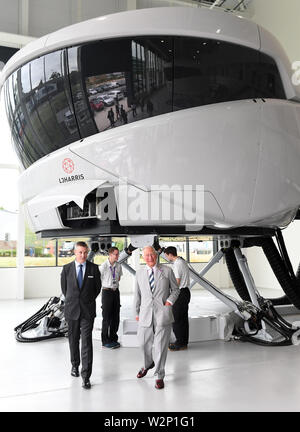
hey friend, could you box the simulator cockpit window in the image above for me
[173,37,286,110]
[3,36,286,168]
[68,37,173,137]
[4,49,80,168]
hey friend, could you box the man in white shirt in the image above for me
[164,246,191,351]
[135,246,180,389]
[99,247,123,349]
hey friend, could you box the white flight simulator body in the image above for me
[1,7,300,235]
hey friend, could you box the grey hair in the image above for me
[142,246,157,256]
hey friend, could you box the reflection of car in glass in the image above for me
[108,90,124,100]
[101,83,112,91]
[90,97,105,111]
[95,86,105,93]
[59,241,75,257]
[88,88,97,95]
[64,110,76,129]
[100,94,114,106]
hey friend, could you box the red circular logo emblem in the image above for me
[62,158,74,174]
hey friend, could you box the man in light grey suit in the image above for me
[135,246,180,389]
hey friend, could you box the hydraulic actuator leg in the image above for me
[233,247,263,308]
[159,247,250,320]
[161,245,300,346]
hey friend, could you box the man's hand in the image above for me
[165,301,172,306]
[136,316,139,321]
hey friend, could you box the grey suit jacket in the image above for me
[134,264,180,327]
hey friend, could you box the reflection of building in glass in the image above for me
[132,39,168,100]
[4,51,80,167]
[131,39,170,119]
[85,71,129,131]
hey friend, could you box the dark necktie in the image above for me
[78,264,83,289]
[149,269,155,292]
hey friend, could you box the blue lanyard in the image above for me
[110,265,116,281]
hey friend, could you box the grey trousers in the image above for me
[138,322,172,380]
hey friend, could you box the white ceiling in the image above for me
[0,0,253,43]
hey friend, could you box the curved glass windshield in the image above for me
[4,36,286,168]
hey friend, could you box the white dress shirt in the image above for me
[100,258,123,289]
[172,257,190,289]
[75,260,86,279]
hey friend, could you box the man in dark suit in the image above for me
[61,241,101,389]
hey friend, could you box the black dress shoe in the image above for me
[71,366,79,377]
[137,361,155,378]
[169,343,187,351]
[82,378,91,389]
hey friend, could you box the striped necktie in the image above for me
[149,269,155,292]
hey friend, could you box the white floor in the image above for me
[1,288,300,412]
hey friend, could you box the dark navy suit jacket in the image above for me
[61,260,101,321]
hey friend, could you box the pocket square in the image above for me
[88,275,94,278]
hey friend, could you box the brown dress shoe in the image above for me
[137,361,155,378]
[155,379,164,389]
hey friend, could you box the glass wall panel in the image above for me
[0,168,18,268]
[0,207,17,268]
[0,238,17,267]
[93,254,107,266]
[24,224,56,267]
[159,236,213,263]
[57,238,76,266]
[188,236,213,263]
[57,237,95,266]
[159,237,187,263]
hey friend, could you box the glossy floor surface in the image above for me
[1,289,300,412]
